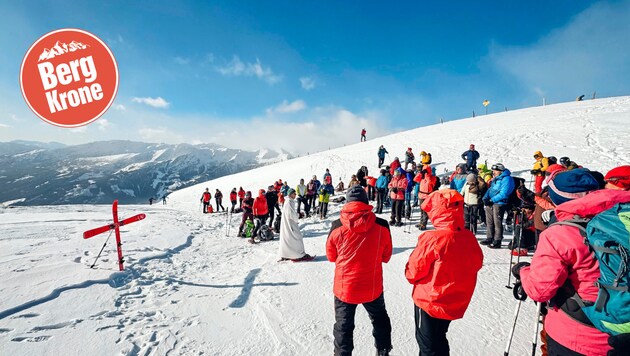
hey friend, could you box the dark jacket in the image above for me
[461,149,480,168]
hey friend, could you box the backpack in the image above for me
[551,202,630,335]
[433,176,441,191]
[507,177,525,208]
[273,215,281,233]
[259,224,273,241]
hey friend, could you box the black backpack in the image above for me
[259,225,274,241]
[508,177,526,207]
[273,215,281,233]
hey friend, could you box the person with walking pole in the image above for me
[405,189,483,355]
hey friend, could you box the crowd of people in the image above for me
[196,141,630,355]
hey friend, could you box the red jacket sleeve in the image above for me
[405,234,438,284]
[326,233,338,262]
[381,227,392,263]
[520,231,569,302]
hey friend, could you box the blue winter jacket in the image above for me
[376,175,389,189]
[378,147,388,159]
[483,169,515,205]
[313,179,321,193]
[461,149,480,168]
[319,184,334,195]
[405,171,415,192]
[450,174,467,192]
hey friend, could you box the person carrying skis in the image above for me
[404,148,415,170]
[405,189,483,356]
[230,188,238,213]
[480,163,515,248]
[265,185,280,228]
[375,169,389,214]
[200,188,212,213]
[377,145,388,168]
[511,169,630,355]
[215,189,226,212]
[279,188,313,261]
[531,151,550,193]
[461,144,480,173]
[388,168,408,226]
[237,191,254,238]
[360,128,367,142]
[318,182,335,219]
[238,187,246,208]
[414,165,439,230]
[326,185,393,356]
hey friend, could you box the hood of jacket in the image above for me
[340,201,376,233]
[421,189,465,230]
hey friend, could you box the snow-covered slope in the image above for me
[1,97,629,356]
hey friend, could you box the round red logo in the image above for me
[20,28,119,128]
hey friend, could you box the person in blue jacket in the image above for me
[449,164,468,192]
[404,168,416,218]
[480,163,515,248]
[377,145,388,168]
[461,144,480,173]
[375,169,389,214]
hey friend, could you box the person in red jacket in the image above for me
[326,185,393,356]
[237,187,246,208]
[388,169,408,226]
[237,191,254,238]
[413,165,438,230]
[405,189,483,355]
[229,188,238,213]
[200,188,212,213]
[389,157,401,176]
[252,189,269,238]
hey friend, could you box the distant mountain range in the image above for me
[0,140,291,206]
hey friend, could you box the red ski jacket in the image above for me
[326,201,392,304]
[238,189,245,199]
[253,190,269,216]
[389,160,401,175]
[201,192,211,202]
[405,189,483,320]
[230,191,237,201]
[388,175,407,200]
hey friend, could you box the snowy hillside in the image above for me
[1,97,629,355]
[0,140,291,206]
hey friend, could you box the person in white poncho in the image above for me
[278,188,313,261]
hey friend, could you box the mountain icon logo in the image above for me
[38,40,89,62]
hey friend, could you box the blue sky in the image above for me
[1,0,629,153]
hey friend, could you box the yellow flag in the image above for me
[483,100,490,107]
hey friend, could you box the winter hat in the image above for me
[491,163,505,171]
[268,185,274,190]
[547,168,603,205]
[420,151,427,155]
[605,165,630,190]
[287,188,296,196]
[346,185,369,204]
[466,173,477,184]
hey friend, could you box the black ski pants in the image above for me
[320,202,329,218]
[215,197,225,211]
[390,199,404,224]
[306,194,316,214]
[418,198,428,227]
[230,200,237,212]
[297,196,307,216]
[333,293,392,356]
[464,204,480,234]
[252,215,267,237]
[376,188,386,214]
[415,305,451,356]
[202,201,210,213]
[378,157,384,168]
[267,205,275,227]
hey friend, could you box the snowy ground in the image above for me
[1,97,629,355]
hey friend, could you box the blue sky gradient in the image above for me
[1,1,629,153]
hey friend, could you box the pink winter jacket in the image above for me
[520,189,630,355]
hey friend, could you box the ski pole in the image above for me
[90,230,113,268]
[528,175,533,190]
[531,302,543,356]
[504,299,522,356]
[506,210,518,289]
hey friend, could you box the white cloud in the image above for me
[97,118,110,131]
[114,104,126,111]
[0,123,10,128]
[266,100,307,115]
[138,127,184,143]
[70,126,88,133]
[215,56,281,84]
[299,77,316,90]
[490,1,630,98]
[132,97,170,109]
[174,56,190,65]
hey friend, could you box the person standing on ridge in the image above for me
[237,187,246,209]
[230,188,238,213]
[461,144,480,173]
[361,128,367,142]
[378,145,388,168]
[200,188,211,213]
[215,189,225,212]
[326,185,393,356]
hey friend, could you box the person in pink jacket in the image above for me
[514,169,630,355]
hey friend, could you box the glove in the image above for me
[483,198,493,207]
[513,281,528,301]
[530,169,541,175]
[608,334,630,355]
[511,261,530,279]
[541,210,554,223]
